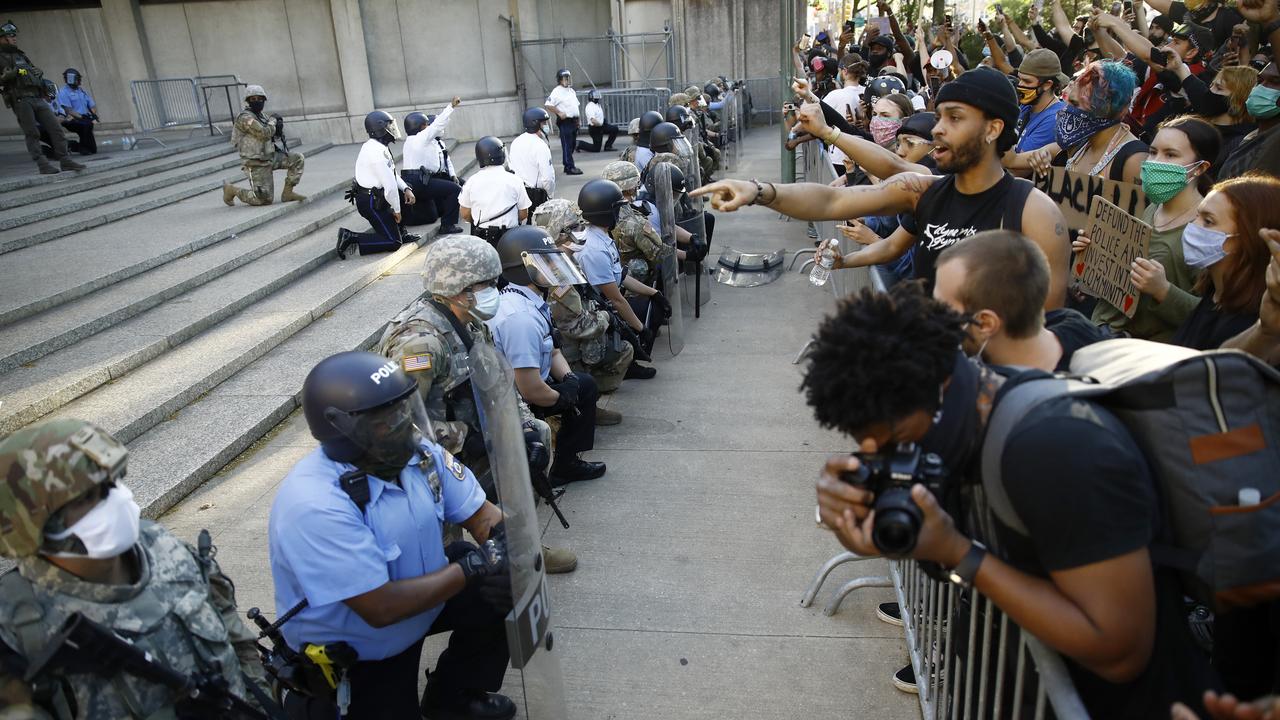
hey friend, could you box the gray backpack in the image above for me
[980,339,1280,610]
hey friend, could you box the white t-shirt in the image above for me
[508,132,555,194]
[458,166,532,229]
[354,139,408,212]
[823,85,864,168]
[585,102,605,127]
[545,85,580,119]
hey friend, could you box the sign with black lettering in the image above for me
[1033,167,1148,231]
[1075,196,1151,318]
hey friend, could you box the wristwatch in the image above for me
[946,541,987,588]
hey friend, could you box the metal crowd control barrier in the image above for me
[575,87,671,131]
[742,75,786,126]
[130,78,207,147]
[195,75,244,133]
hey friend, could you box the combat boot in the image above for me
[222,181,237,206]
[280,182,307,202]
[595,405,622,426]
[36,159,59,175]
[542,545,578,574]
[59,156,85,171]
[335,228,355,260]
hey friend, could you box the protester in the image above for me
[1218,62,1280,180]
[1012,49,1069,154]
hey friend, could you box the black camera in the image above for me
[840,443,947,558]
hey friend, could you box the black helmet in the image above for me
[867,74,907,98]
[522,107,550,133]
[63,68,82,86]
[637,111,664,147]
[364,110,401,142]
[668,164,687,194]
[578,179,627,229]
[475,136,506,168]
[649,122,682,154]
[403,112,429,136]
[0,21,16,38]
[703,83,722,100]
[588,89,601,102]
[665,105,693,130]
[302,351,419,463]
[557,68,572,81]
[496,226,562,286]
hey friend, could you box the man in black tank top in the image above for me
[692,68,1072,310]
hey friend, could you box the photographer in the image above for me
[804,282,1217,718]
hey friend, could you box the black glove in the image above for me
[343,182,357,204]
[456,534,507,582]
[687,238,709,263]
[475,573,514,614]
[553,372,581,407]
[651,292,672,319]
[638,326,655,354]
[461,430,488,463]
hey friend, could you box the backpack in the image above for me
[980,338,1280,611]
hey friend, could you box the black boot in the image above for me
[335,228,354,260]
[549,457,606,486]
[422,690,516,720]
[625,362,657,380]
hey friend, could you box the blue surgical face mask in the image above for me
[469,286,501,321]
[1246,85,1280,120]
[1181,221,1231,269]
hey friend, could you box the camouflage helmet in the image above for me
[684,85,702,99]
[0,419,127,558]
[421,234,502,297]
[244,84,267,101]
[668,92,691,107]
[603,161,641,192]
[628,117,641,135]
[532,199,584,239]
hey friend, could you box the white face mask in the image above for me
[45,484,141,559]
[570,229,589,242]
[469,286,501,321]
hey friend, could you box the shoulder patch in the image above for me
[402,353,433,372]
[446,452,467,480]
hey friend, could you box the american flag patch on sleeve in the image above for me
[402,353,433,372]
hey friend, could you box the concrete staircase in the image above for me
[0,137,482,520]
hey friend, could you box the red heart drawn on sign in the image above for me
[1075,262,1085,275]
[1123,295,1134,313]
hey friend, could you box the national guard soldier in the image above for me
[336,110,418,260]
[620,117,641,163]
[629,110,664,171]
[402,97,464,233]
[269,352,517,719]
[490,227,607,485]
[542,69,582,175]
[459,137,530,245]
[602,161,672,285]
[223,84,306,206]
[508,108,555,219]
[376,234,577,574]
[0,21,84,175]
[0,419,271,719]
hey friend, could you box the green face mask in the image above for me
[1140,159,1200,204]
[1246,85,1280,120]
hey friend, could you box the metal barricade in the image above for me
[195,75,244,131]
[575,87,671,131]
[514,30,676,111]
[742,75,786,126]
[129,78,206,147]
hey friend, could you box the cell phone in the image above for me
[1149,47,1169,65]
[944,13,953,24]
[928,75,942,95]
[977,18,988,32]
[801,33,813,49]
[1124,0,1133,10]
[995,2,1004,13]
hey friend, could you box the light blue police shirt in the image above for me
[575,225,623,287]
[268,440,485,661]
[634,146,654,172]
[487,284,553,381]
[56,86,93,116]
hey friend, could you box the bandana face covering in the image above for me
[870,116,904,147]
[1054,104,1119,149]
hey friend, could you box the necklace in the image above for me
[1154,203,1197,232]
[1066,125,1130,176]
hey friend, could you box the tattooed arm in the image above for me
[1021,189,1072,310]
[690,172,937,222]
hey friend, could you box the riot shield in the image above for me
[466,342,567,718]
[649,162,686,356]
[676,126,713,313]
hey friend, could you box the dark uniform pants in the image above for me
[556,117,579,171]
[13,96,67,163]
[403,169,461,227]
[61,116,96,154]
[533,372,598,462]
[576,123,618,152]
[525,186,548,222]
[349,190,406,255]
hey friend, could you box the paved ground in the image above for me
[161,130,918,719]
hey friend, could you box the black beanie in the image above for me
[934,68,1019,152]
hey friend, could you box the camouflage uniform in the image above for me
[683,85,720,178]
[603,162,669,285]
[225,84,305,206]
[0,420,268,720]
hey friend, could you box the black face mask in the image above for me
[247,100,265,114]
[1200,91,1231,116]
[358,418,416,481]
[1189,2,1217,22]
[919,352,982,477]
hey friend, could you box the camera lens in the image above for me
[872,487,923,557]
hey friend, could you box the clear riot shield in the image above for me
[676,126,712,313]
[467,342,567,718]
[722,91,740,172]
[649,161,686,356]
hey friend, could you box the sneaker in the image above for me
[892,664,918,694]
[542,545,578,574]
[876,601,904,627]
[595,406,622,426]
[37,161,59,175]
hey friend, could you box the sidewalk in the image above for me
[160,129,916,719]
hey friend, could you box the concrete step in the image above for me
[0,135,228,194]
[0,143,356,328]
[0,193,355,375]
[0,141,238,211]
[0,140,330,254]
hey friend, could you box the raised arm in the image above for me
[1094,12,1156,62]
[1092,21,1129,60]
[795,102,929,178]
[690,171,935,222]
[1051,0,1078,45]
[1142,0,1176,18]
[984,29,1017,74]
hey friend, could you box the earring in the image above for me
[931,383,946,424]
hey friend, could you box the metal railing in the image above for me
[742,75,787,126]
[515,30,676,111]
[574,87,671,131]
[195,75,244,129]
[129,78,207,147]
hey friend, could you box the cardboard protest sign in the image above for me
[1075,196,1151,318]
[1033,167,1148,231]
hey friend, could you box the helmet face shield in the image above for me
[324,391,431,466]
[523,251,587,288]
[386,118,403,141]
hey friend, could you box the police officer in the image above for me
[489,227,606,485]
[630,110,664,171]
[270,352,515,720]
[402,97,464,233]
[56,67,97,155]
[222,84,306,206]
[0,21,84,175]
[602,160,674,285]
[376,234,577,574]
[577,180,671,355]
[543,69,582,175]
[0,419,270,718]
[576,90,618,153]
[336,110,418,260]
[508,108,555,219]
[459,137,530,245]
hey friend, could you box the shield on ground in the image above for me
[466,341,567,717]
[714,247,787,287]
[649,161,687,356]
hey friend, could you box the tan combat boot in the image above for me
[542,545,578,574]
[595,405,622,426]
[280,182,307,202]
[222,181,237,206]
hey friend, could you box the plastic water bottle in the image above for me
[810,239,839,286]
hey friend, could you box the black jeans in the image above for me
[533,371,598,462]
[556,118,578,170]
[576,123,618,152]
[61,117,96,154]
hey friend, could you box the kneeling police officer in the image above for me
[459,137,530,245]
[336,111,419,260]
[268,353,514,719]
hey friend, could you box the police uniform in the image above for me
[544,83,581,172]
[226,97,305,206]
[343,137,409,255]
[0,31,80,174]
[508,131,555,220]
[576,98,618,153]
[402,105,462,230]
[458,166,530,244]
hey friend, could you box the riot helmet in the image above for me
[63,68,82,87]
[302,351,432,467]
[422,234,502,297]
[1,21,16,38]
[637,111,664,147]
[557,68,572,85]
[703,83,722,100]
[364,110,401,143]
[602,160,641,193]
[665,104,694,130]
[660,162,687,195]
[578,179,627,230]
[495,225,586,287]
[475,136,506,168]
[648,122,682,154]
[523,107,550,134]
[404,112,430,136]
[587,89,601,103]
[0,419,131,558]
